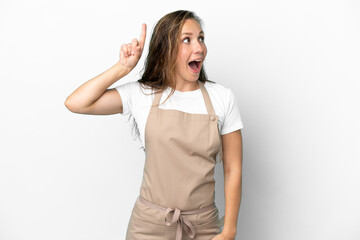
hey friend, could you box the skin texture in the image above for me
[211,130,242,240]
[173,18,207,91]
[65,19,242,240]
[64,24,147,115]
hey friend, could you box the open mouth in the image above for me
[188,60,201,72]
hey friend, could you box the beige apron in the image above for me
[126,80,224,240]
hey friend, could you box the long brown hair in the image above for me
[139,10,214,97]
[128,10,215,150]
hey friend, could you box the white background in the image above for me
[1,0,359,239]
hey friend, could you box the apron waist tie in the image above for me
[139,195,215,240]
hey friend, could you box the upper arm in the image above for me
[222,129,243,173]
[220,88,243,172]
[220,88,243,135]
[73,88,124,115]
[69,80,135,115]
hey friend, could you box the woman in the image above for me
[65,10,243,240]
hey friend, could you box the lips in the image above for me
[188,61,201,73]
[188,58,202,65]
[188,58,202,73]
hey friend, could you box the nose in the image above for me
[193,40,205,54]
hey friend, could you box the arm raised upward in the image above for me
[64,23,147,115]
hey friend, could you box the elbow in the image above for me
[65,97,90,114]
[64,97,77,113]
[223,162,242,176]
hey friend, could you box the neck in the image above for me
[174,80,200,92]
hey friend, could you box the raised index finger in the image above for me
[139,23,147,50]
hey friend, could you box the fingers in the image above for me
[121,44,128,57]
[120,23,146,59]
[139,23,147,50]
[127,43,132,56]
[121,43,134,57]
[131,38,138,55]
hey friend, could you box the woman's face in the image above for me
[174,18,207,84]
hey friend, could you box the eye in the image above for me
[182,37,190,43]
[182,36,205,43]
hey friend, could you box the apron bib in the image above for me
[126,80,224,240]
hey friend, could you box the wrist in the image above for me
[114,62,131,77]
[221,227,237,239]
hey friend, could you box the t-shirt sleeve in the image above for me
[114,81,134,116]
[221,88,244,135]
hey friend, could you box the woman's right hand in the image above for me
[118,23,147,73]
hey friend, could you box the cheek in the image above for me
[175,54,187,71]
[181,49,189,59]
[177,49,187,62]
[179,53,188,67]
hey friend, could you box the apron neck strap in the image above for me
[199,80,215,115]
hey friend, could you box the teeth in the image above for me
[189,59,202,63]
[188,59,202,65]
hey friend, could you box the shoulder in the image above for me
[207,81,244,133]
[204,81,232,106]
[115,80,140,91]
[205,80,231,94]
[115,80,153,95]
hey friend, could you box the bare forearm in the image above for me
[222,169,242,238]
[65,62,130,108]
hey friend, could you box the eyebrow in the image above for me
[181,31,204,35]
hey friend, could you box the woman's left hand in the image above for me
[211,233,235,240]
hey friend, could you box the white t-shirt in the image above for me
[115,80,243,149]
